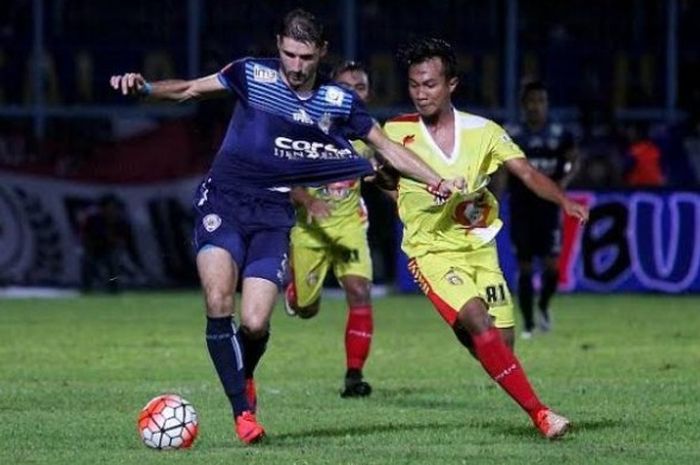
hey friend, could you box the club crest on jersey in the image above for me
[203,214,222,232]
[293,108,314,125]
[445,268,464,286]
[325,86,345,106]
[318,112,332,134]
[252,65,278,83]
[306,271,319,285]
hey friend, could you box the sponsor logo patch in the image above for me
[203,214,222,232]
[252,65,278,83]
[273,137,353,160]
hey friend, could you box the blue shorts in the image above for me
[193,179,294,288]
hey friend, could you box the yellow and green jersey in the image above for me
[293,140,371,247]
[383,109,524,257]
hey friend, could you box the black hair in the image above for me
[396,37,458,80]
[278,9,326,46]
[331,60,370,82]
[520,80,548,101]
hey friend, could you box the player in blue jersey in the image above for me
[110,9,463,445]
[506,81,579,339]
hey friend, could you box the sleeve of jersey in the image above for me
[486,122,524,174]
[216,59,248,99]
[381,122,400,143]
[345,97,375,139]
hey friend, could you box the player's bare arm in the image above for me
[109,73,227,102]
[559,147,581,189]
[505,157,589,222]
[363,124,464,195]
[290,186,332,223]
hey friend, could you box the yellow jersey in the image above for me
[293,140,371,242]
[383,109,524,257]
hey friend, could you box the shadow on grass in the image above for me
[498,417,621,438]
[270,419,465,441]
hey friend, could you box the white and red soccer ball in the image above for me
[138,394,198,450]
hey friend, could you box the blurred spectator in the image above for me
[682,113,700,185]
[570,123,624,189]
[79,195,130,293]
[623,122,665,187]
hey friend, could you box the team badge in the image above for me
[306,271,319,285]
[325,86,345,106]
[445,268,464,286]
[202,214,222,232]
[252,65,278,83]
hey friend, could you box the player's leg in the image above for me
[338,275,373,397]
[285,241,330,319]
[538,255,559,331]
[517,259,535,338]
[335,228,374,397]
[193,183,263,444]
[196,247,255,432]
[238,227,291,413]
[511,216,536,338]
[536,226,562,331]
[409,251,569,438]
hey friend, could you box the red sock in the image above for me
[472,328,546,417]
[345,305,373,370]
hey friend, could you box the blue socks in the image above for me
[205,316,249,416]
[240,328,270,379]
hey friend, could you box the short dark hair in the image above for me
[520,80,548,101]
[331,60,370,82]
[278,9,326,46]
[396,37,458,80]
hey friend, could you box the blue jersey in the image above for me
[210,57,374,196]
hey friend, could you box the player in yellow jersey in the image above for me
[285,61,375,397]
[383,38,588,439]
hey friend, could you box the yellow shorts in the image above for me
[290,224,372,307]
[408,242,514,328]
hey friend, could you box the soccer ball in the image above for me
[137,394,199,450]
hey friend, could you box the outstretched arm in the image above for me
[505,157,589,223]
[290,187,332,224]
[109,73,227,102]
[363,124,464,196]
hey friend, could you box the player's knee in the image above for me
[240,320,269,339]
[457,298,492,334]
[543,266,559,279]
[499,327,515,350]
[344,279,371,307]
[518,260,534,275]
[204,290,234,317]
[297,301,320,319]
[452,322,476,354]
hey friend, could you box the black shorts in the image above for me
[509,212,562,261]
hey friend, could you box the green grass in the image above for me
[1,292,699,464]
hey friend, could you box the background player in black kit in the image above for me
[506,81,579,339]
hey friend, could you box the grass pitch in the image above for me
[1,292,699,464]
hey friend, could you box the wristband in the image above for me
[431,178,445,193]
[140,82,153,96]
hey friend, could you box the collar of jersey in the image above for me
[418,107,461,166]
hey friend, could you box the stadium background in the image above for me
[1,0,699,293]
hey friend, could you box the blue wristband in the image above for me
[140,82,153,96]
